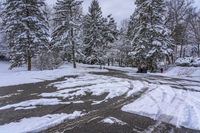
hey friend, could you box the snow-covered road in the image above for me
[0,63,200,133]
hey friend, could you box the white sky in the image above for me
[47,0,200,25]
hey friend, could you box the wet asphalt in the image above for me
[0,68,200,133]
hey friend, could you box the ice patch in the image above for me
[101,117,127,125]
[0,98,63,110]
[0,93,20,99]
[15,106,37,110]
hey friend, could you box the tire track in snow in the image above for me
[42,87,149,133]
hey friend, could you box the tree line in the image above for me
[0,0,199,71]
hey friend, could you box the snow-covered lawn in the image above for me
[0,61,108,87]
[122,84,200,130]
[175,57,200,67]
[0,111,83,133]
[163,66,200,80]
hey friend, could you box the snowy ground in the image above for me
[122,83,200,130]
[0,62,145,132]
[0,61,108,87]
[0,62,200,132]
[40,74,145,104]
[163,66,200,80]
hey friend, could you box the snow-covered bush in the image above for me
[175,57,193,66]
[33,51,63,70]
[175,57,200,67]
[192,58,200,67]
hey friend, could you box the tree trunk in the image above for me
[107,59,110,66]
[198,43,200,57]
[111,59,114,66]
[27,50,31,71]
[173,44,178,61]
[171,54,174,64]
[166,55,170,65]
[72,40,76,68]
[120,59,122,67]
[25,0,31,71]
[180,44,183,58]
[183,48,186,58]
[70,7,76,69]
[100,60,102,69]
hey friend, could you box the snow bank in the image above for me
[175,57,200,67]
[193,59,200,67]
[0,62,108,87]
[164,66,200,80]
[122,84,200,130]
[0,111,83,133]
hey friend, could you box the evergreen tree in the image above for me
[2,0,49,70]
[103,15,119,66]
[103,15,118,45]
[127,12,138,41]
[33,5,57,70]
[130,0,174,72]
[117,20,132,67]
[52,0,83,68]
[0,1,7,58]
[83,0,105,65]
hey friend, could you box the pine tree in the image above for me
[83,0,105,65]
[0,1,7,58]
[127,12,138,41]
[52,0,83,68]
[103,15,118,44]
[102,15,118,66]
[2,0,49,70]
[117,20,132,67]
[130,0,174,72]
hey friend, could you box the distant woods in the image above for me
[0,0,199,71]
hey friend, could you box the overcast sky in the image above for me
[47,0,200,25]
